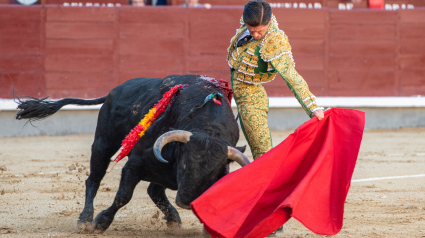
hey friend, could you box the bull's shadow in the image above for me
[15,74,249,233]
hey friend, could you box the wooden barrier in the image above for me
[171,0,424,8]
[1,5,424,99]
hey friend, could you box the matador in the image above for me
[228,14,324,160]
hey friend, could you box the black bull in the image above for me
[15,75,250,232]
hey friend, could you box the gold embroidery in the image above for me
[247,65,255,75]
[232,73,272,159]
[267,62,274,71]
[261,73,270,81]
[237,72,245,81]
[238,62,247,74]
[260,30,292,62]
[247,43,257,55]
[243,54,252,65]
[247,55,259,68]
[272,54,317,115]
[239,15,244,25]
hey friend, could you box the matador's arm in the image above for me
[261,30,322,117]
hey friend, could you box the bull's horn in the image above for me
[154,130,193,163]
[227,146,250,167]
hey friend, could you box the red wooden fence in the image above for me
[0,5,424,99]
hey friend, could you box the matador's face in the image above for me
[246,21,270,40]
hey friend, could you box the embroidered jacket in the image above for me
[227,15,322,116]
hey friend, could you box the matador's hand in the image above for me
[311,110,324,121]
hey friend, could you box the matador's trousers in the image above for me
[231,71,273,160]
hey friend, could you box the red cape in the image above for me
[191,108,365,238]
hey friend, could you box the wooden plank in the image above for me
[189,7,242,24]
[399,9,425,23]
[0,37,41,55]
[400,55,425,70]
[45,72,114,89]
[120,22,185,39]
[324,7,330,97]
[290,39,325,55]
[0,22,40,38]
[45,0,128,5]
[385,0,425,5]
[40,6,47,99]
[328,70,396,96]
[400,22,425,39]
[330,40,395,56]
[0,73,42,90]
[330,24,396,40]
[400,39,425,54]
[174,0,242,5]
[273,8,326,23]
[46,87,112,99]
[118,72,167,85]
[175,0,325,5]
[409,0,425,6]
[399,85,425,96]
[0,6,41,21]
[329,55,395,70]
[46,6,116,22]
[119,38,185,55]
[189,22,238,40]
[293,54,324,70]
[296,69,325,90]
[119,7,187,23]
[188,38,229,55]
[119,55,185,73]
[400,69,425,86]
[282,24,326,39]
[188,55,229,71]
[326,0,367,8]
[46,22,115,39]
[189,15,242,40]
[0,73,43,98]
[45,55,113,72]
[330,10,396,24]
[0,56,42,72]
[45,39,114,55]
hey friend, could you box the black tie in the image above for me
[237,35,252,47]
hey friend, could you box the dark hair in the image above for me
[243,0,272,27]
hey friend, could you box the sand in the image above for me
[0,128,425,237]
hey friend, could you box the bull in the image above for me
[15,75,249,233]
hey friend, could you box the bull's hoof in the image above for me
[93,225,106,234]
[78,210,94,233]
[166,221,182,230]
[92,210,114,233]
[77,221,94,233]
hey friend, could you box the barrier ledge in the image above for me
[1,96,425,111]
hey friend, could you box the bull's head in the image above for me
[153,130,249,209]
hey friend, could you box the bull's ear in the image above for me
[235,145,246,153]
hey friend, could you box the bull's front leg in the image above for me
[148,183,182,228]
[92,161,142,233]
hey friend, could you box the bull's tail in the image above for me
[14,89,107,121]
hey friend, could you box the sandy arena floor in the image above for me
[0,128,425,238]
